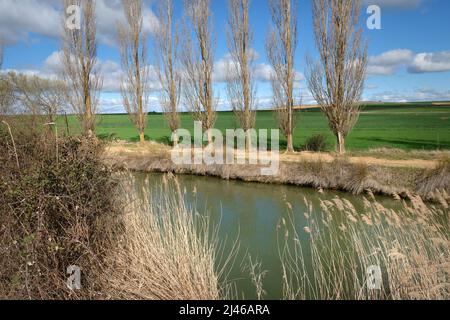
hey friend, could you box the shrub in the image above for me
[0,128,123,299]
[303,134,328,152]
[0,125,230,300]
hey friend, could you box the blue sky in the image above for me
[1,0,450,113]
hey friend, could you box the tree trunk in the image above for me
[246,129,252,153]
[172,130,178,147]
[286,133,294,153]
[336,132,346,155]
[207,129,213,145]
[85,82,93,137]
[139,131,145,144]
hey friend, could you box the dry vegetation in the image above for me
[103,142,450,203]
[1,0,449,302]
[0,126,229,300]
[154,0,182,146]
[0,122,448,300]
[307,0,367,154]
[266,0,299,153]
[103,173,233,300]
[118,0,150,144]
[0,129,121,299]
[182,0,217,144]
[61,0,102,137]
[279,193,450,300]
[226,0,257,151]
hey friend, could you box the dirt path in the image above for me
[105,142,440,169]
[280,152,439,169]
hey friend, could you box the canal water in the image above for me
[135,172,401,299]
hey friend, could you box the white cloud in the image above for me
[408,51,450,73]
[369,88,450,102]
[213,53,305,85]
[363,0,424,9]
[0,0,158,45]
[367,49,450,75]
[0,0,61,43]
[367,49,414,75]
[5,49,161,93]
[95,0,158,46]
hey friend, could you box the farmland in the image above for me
[59,103,450,151]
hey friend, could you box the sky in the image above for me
[1,0,449,113]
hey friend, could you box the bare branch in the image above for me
[118,0,149,143]
[8,73,66,128]
[266,0,299,152]
[226,0,257,150]
[181,0,217,143]
[61,0,102,137]
[0,39,3,70]
[306,0,367,154]
[155,0,181,145]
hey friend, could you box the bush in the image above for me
[303,134,328,152]
[0,128,123,299]
[0,125,229,300]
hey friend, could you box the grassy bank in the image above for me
[103,142,450,203]
[58,103,450,151]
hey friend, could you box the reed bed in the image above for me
[279,191,450,300]
[103,173,234,300]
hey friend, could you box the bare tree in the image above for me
[9,73,66,127]
[0,40,3,70]
[266,0,299,153]
[226,0,256,151]
[182,0,216,144]
[307,0,367,154]
[155,0,181,146]
[61,0,102,137]
[118,0,149,144]
[0,42,14,120]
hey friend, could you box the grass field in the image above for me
[58,103,450,151]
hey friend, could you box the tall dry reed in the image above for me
[103,173,234,300]
[279,193,450,300]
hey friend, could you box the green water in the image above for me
[136,173,402,300]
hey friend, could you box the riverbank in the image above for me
[103,142,450,202]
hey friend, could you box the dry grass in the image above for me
[0,124,231,300]
[102,173,234,300]
[0,129,122,299]
[415,155,450,197]
[104,143,449,202]
[279,193,450,300]
[349,148,450,161]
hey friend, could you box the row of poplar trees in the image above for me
[60,0,367,155]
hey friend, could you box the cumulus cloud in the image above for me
[213,52,304,85]
[369,88,450,102]
[363,0,424,9]
[367,49,450,75]
[4,49,161,113]
[408,51,450,73]
[0,0,61,43]
[367,49,414,75]
[0,0,158,45]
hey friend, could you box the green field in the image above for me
[59,103,450,151]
